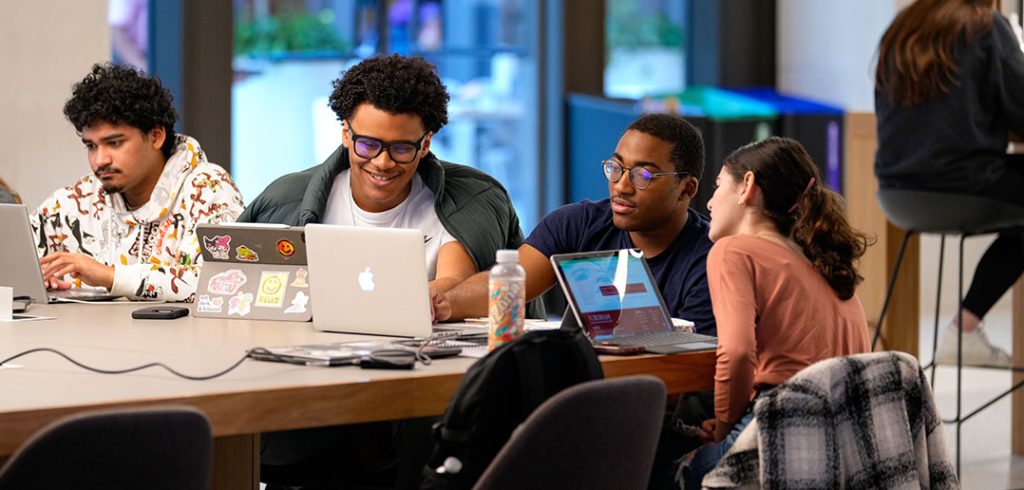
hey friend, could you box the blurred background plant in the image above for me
[606,0,683,57]
[235,8,350,59]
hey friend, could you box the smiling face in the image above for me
[607,129,691,232]
[343,103,432,213]
[82,121,167,205]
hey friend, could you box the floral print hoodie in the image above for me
[30,134,244,301]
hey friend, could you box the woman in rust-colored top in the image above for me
[680,137,871,488]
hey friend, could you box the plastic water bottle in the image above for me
[487,249,526,351]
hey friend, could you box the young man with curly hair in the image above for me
[240,54,534,314]
[31,63,244,301]
[243,54,536,488]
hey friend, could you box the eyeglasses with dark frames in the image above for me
[346,120,429,164]
[602,159,689,190]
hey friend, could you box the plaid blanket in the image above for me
[703,352,958,489]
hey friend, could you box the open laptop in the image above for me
[305,224,436,338]
[0,203,120,304]
[551,249,717,354]
[193,223,312,321]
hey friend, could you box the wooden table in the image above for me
[0,302,715,489]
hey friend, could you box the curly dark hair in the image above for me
[63,63,178,157]
[328,54,450,133]
[723,137,871,300]
[626,113,705,181]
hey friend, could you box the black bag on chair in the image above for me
[420,328,604,490]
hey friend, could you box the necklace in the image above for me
[346,177,413,228]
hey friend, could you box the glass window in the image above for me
[109,0,149,71]
[231,0,540,230]
[604,0,686,98]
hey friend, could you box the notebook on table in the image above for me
[193,223,312,321]
[551,249,717,354]
[0,203,121,304]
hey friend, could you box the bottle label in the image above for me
[488,279,525,350]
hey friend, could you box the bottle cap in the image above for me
[496,249,519,263]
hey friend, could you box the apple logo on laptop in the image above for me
[358,267,375,292]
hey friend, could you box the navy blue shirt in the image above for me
[526,199,716,336]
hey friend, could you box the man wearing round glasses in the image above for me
[437,113,715,338]
[239,54,535,314]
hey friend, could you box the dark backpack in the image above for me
[420,328,603,490]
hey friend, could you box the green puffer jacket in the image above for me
[239,145,545,318]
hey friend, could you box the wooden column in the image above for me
[843,112,920,356]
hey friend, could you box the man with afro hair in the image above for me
[31,63,244,301]
[240,54,536,316]
[242,54,538,489]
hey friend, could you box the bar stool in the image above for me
[871,188,1024,475]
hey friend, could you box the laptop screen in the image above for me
[552,249,674,340]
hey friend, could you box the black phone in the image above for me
[131,306,190,320]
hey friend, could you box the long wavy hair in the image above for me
[0,177,22,204]
[723,137,871,300]
[876,0,998,107]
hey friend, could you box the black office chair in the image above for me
[0,405,212,490]
[872,188,1024,475]
[470,376,666,490]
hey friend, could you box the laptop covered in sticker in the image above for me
[551,248,717,354]
[193,223,312,321]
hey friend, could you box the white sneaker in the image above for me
[933,323,1012,367]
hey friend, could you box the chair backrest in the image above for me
[422,328,604,490]
[0,405,213,490]
[471,375,666,490]
[877,189,1024,234]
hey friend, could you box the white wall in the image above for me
[776,0,897,111]
[0,2,110,208]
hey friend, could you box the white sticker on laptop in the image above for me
[284,291,309,314]
[207,269,247,295]
[228,292,254,316]
[196,294,224,313]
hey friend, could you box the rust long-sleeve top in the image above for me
[707,235,870,426]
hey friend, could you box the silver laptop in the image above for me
[305,224,433,338]
[193,223,312,321]
[551,249,717,354]
[0,203,120,304]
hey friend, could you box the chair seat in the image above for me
[878,189,1024,234]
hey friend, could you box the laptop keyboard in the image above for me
[601,331,716,347]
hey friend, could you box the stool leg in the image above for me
[873,230,914,351]
[955,235,966,477]
[930,235,945,389]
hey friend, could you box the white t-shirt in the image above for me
[323,170,456,279]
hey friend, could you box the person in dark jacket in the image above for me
[243,53,538,490]
[875,0,1024,367]
[240,53,532,317]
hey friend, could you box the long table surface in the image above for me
[0,302,716,457]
